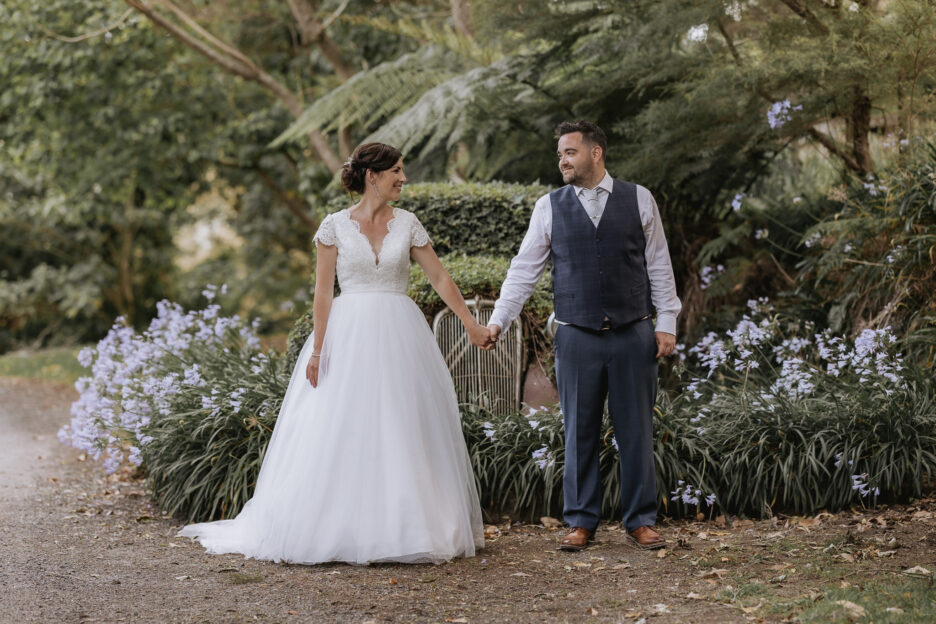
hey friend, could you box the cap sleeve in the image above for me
[410,214,432,248]
[313,213,337,246]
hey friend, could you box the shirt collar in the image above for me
[573,170,613,196]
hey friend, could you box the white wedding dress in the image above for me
[179,208,485,565]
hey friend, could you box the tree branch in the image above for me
[157,0,255,69]
[123,0,342,173]
[286,0,354,81]
[777,0,830,35]
[716,19,742,66]
[806,127,863,172]
[36,8,134,43]
[451,0,472,36]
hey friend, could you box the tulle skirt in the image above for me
[178,291,485,565]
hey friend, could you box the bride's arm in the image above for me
[411,244,492,348]
[306,242,337,387]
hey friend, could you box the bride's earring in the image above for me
[371,181,382,200]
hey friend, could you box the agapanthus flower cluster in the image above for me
[683,298,906,403]
[483,421,497,441]
[531,446,555,471]
[815,327,903,391]
[671,481,717,508]
[699,264,725,290]
[767,100,803,129]
[59,288,263,473]
[851,474,879,498]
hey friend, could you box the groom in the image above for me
[485,121,681,551]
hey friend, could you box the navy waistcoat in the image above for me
[549,179,652,330]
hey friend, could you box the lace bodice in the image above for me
[313,208,431,294]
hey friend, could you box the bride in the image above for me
[179,143,489,565]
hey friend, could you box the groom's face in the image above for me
[557,132,600,186]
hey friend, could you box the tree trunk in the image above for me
[847,86,873,174]
[451,0,472,36]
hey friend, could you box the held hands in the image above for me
[467,323,500,351]
[467,324,494,350]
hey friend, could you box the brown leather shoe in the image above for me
[626,525,665,550]
[559,527,593,551]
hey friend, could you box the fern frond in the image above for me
[271,45,464,147]
[340,15,503,66]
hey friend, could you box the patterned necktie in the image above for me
[583,188,600,222]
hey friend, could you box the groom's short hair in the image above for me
[555,121,607,160]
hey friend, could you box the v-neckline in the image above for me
[346,207,398,267]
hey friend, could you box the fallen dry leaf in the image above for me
[612,562,632,570]
[739,601,763,614]
[573,562,591,568]
[388,578,398,584]
[834,553,856,563]
[540,516,563,529]
[510,572,531,577]
[699,568,728,579]
[445,618,468,623]
[587,607,599,616]
[796,516,822,528]
[886,607,905,614]
[656,548,668,559]
[287,611,298,616]
[903,565,932,576]
[686,592,703,600]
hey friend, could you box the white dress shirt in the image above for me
[488,171,682,336]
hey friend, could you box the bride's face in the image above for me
[372,159,407,201]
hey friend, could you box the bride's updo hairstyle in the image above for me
[340,143,403,193]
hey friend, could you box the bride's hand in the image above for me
[467,324,493,349]
[306,353,321,387]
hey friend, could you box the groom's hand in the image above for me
[655,331,676,358]
[483,324,501,351]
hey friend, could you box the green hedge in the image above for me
[326,181,551,256]
[286,252,554,370]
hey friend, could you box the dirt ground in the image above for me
[2,377,935,624]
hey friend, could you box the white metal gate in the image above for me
[432,299,524,415]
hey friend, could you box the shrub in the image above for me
[327,181,551,256]
[461,298,935,521]
[59,286,291,521]
[797,146,936,364]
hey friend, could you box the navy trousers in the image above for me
[555,318,659,532]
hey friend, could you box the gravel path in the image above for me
[2,377,933,624]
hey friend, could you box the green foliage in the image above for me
[328,181,550,256]
[408,253,552,320]
[464,305,936,521]
[798,145,936,365]
[284,308,315,371]
[141,345,289,523]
